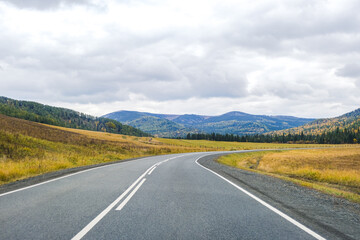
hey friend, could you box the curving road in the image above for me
[0,152,326,239]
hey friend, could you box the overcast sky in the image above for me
[1,0,359,118]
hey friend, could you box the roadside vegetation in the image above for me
[218,147,360,203]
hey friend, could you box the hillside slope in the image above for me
[0,114,209,184]
[0,96,149,137]
[103,110,315,137]
[274,108,360,135]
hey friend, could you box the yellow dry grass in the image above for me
[218,146,360,203]
[156,138,335,150]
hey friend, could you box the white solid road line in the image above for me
[72,154,186,240]
[116,178,146,211]
[0,163,124,198]
[71,164,153,240]
[195,155,326,240]
[148,166,157,175]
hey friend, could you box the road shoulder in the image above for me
[198,154,360,240]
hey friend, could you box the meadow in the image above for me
[218,147,360,203]
[156,138,334,150]
[0,114,328,185]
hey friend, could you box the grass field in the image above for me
[156,138,336,150]
[0,114,333,185]
[218,147,360,203]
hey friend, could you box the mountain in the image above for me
[0,96,150,137]
[102,111,199,137]
[128,116,198,138]
[103,110,315,137]
[172,114,209,125]
[273,108,360,135]
[191,111,314,135]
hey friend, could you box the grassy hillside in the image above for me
[0,96,149,137]
[219,148,360,203]
[0,114,321,185]
[0,114,206,184]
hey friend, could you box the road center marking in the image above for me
[71,167,150,240]
[72,154,185,240]
[116,178,146,211]
[148,166,157,175]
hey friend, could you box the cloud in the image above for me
[0,0,94,10]
[0,0,360,118]
[336,63,360,78]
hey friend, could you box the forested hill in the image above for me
[0,96,150,137]
[185,108,360,144]
[273,108,360,136]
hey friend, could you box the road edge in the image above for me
[0,155,151,195]
[197,153,360,240]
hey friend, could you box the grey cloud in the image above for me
[336,64,360,78]
[295,34,360,55]
[119,55,183,82]
[218,0,360,56]
[183,64,248,99]
[0,0,93,10]
[114,54,250,101]
[250,77,315,100]
[1,0,360,117]
[251,2,360,38]
[0,32,23,60]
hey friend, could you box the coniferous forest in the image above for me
[185,127,360,144]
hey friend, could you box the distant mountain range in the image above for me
[3,95,358,140]
[0,96,149,137]
[103,110,315,137]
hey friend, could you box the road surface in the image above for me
[0,152,326,239]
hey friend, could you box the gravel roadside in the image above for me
[198,153,360,240]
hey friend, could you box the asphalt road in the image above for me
[0,152,326,239]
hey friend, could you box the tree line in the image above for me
[185,127,360,144]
